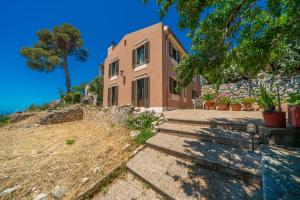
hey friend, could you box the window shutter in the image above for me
[108,87,111,107]
[131,81,136,106]
[169,41,173,57]
[132,49,136,68]
[116,60,119,75]
[145,42,150,63]
[109,63,112,77]
[115,86,119,106]
[169,78,172,93]
[144,77,150,108]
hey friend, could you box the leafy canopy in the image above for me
[145,0,300,85]
[20,24,88,73]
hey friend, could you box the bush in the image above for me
[230,98,240,104]
[287,92,300,105]
[0,116,10,127]
[133,129,155,144]
[259,85,276,112]
[61,92,81,104]
[202,93,215,101]
[65,138,76,145]
[241,97,256,104]
[126,111,159,130]
[26,103,50,112]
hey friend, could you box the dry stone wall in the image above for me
[39,105,84,125]
[201,74,300,98]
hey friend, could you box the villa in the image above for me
[102,23,201,112]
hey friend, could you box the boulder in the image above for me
[0,187,17,197]
[51,185,67,199]
[33,193,48,200]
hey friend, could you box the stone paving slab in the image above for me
[261,145,300,200]
[92,173,162,200]
[158,122,259,149]
[163,110,263,128]
[127,147,260,200]
[146,133,261,181]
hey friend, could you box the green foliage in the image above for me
[201,93,215,102]
[65,138,76,145]
[287,92,300,105]
[147,0,300,85]
[241,97,256,104]
[20,24,88,92]
[215,93,231,105]
[259,85,276,112]
[133,129,155,144]
[126,111,159,130]
[89,76,104,102]
[61,92,81,105]
[71,82,87,96]
[230,98,240,104]
[0,116,10,127]
[26,103,50,112]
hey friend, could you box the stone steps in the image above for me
[158,122,259,149]
[126,147,260,200]
[146,133,261,185]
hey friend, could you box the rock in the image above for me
[51,185,67,199]
[122,143,130,151]
[33,193,48,200]
[0,187,17,197]
[151,121,158,127]
[130,130,140,138]
[93,167,101,174]
[80,177,90,184]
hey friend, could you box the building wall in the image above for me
[103,23,201,111]
[103,23,164,108]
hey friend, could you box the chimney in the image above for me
[99,64,104,77]
[107,41,115,56]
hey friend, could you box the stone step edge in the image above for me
[126,164,174,200]
[146,141,261,186]
[158,127,260,150]
[165,118,250,131]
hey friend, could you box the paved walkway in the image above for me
[164,109,263,125]
[92,173,162,200]
[261,145,300,200]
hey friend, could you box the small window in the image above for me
[132,41,150,67]
[124,40,127,46]
[170,77,179,95]
[169,41,180,62]
[192,90,198,99]
[109,59,119,78]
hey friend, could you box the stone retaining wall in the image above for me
[39,105,84,125]
[201,74,300,98]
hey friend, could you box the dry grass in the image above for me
[0,107,135,200]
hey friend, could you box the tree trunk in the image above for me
[63,55,71,92]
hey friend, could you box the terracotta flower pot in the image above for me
[218,104,229,111]
[288,105,300,127]
[263,111,286,128]
[243,103,253,109]
[231,104,242,111]
[205,101,215,109]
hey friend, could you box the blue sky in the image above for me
[0,0,190,114]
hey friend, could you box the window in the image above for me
[169,41,180,62]
[192,90,198,99]
[170,77,179,95]
[131,77,150,107]
[124,40,127,46]
[108,86,118,106]
[109,59,119,78]
[132,41,150,67]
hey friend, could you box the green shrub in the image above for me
[26,103,50,112]
[241,97,256,104]
[201,93,215,101]
[65,138,76,145]
[0,116,10,127]
[133,129,155,144]
[259,85,276,112]
[61,92,81,104]
[287,92,300,105]
[215,93,231,105]
[230,98,240,104]
[126,111,159,130]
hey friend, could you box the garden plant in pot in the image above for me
[259,85,286,128]
[231,98,242,111]
[216,93,231,111]
[202,93,215,109]
[241,97,256,110]
[287,92,300,127]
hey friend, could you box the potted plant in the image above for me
[230,98,242,111]
[241,97,256,109]
[216,93,231,110]
[287,92,300,127]
[259,85,286,128]
[202,93,215,109]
